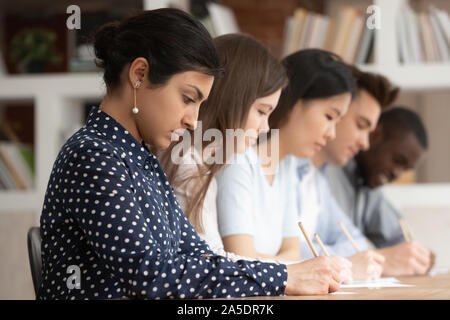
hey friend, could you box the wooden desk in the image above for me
[252,273,450,300]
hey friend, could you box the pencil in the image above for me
[298,222,319,257]
[405,221,414,241]
[399,219,412,242]
[314,233,330,257]
[338,221,361,252]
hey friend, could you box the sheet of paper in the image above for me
[429,267,450,277]
[341,277,415,289]
[341,282,415,288]
[330,291,359,295]
[351,277,400,284]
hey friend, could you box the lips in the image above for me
[348,147,357,158]
[170,129,185,142]
[314,143,325,151]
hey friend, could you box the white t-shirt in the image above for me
[216,147,301,256]
[298,165,320,236]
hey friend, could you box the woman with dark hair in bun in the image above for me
[38,9,342,300]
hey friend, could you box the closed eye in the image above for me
[258,110,267,116]
[357,121,369,130]
[183,95,195,104]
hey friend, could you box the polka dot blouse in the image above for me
[38,107,288,300]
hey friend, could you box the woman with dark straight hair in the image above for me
[217,49,356,280]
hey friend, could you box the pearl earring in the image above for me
[132,80,141,114]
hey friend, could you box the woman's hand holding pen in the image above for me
[285,256,343,295]
[329,256,353,284]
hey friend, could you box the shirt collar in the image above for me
[85,106,151,168]
[296,158,311,181]
[343,158,365,187]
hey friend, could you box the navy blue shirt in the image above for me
[38,107,287,300]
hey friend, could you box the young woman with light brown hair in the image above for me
[160,33,287,255]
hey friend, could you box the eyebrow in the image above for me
[259,103,274,111]
[331,107,342,117]
[187,85,204,101]
[397,154,408,164]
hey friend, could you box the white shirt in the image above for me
[216,148,301,256]
[173,147,295,264]
[298,165,320,236]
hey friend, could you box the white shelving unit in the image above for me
[0,73,105,214]
[359,63,450,91]
[0,0,449,217]
[357,0,450,92]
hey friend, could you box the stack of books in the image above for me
[397,4,450,64]
[282,7,374,64]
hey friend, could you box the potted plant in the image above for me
[10,28,61,73]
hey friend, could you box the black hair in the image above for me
[93,8,223,92]
[379,107,428,149]
[269,49,356,128]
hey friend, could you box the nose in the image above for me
[183,105,199,131]
[359,133,370,151]
[325,124,336,141]
[260,118,270,134]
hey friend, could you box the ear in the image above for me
[283,99,304,128]
[128,57,149,88]
[369,124,383,145]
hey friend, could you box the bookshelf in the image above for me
[0,73,105,215]
[0,0,192,218]
[0,0,450,221]
[281,0,450,208]
[358,0,450,91]
[281,0,450,91]
[352,0,450,208]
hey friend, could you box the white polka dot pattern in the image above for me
[38,107,287,300]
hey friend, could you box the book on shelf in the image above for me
[429,9,450,62]
[354,21,374,65]
[330,7,358,58]
[344,14,364,63]
[282,6,372,64]
[0,49,6,77]
[206,2,240,37]
[397,3,450,64]
[284,8,308,56]
[0,105,35,191]
[397,11,411,64]
[0,142,34,190]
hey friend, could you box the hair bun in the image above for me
[94,22,120,68]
